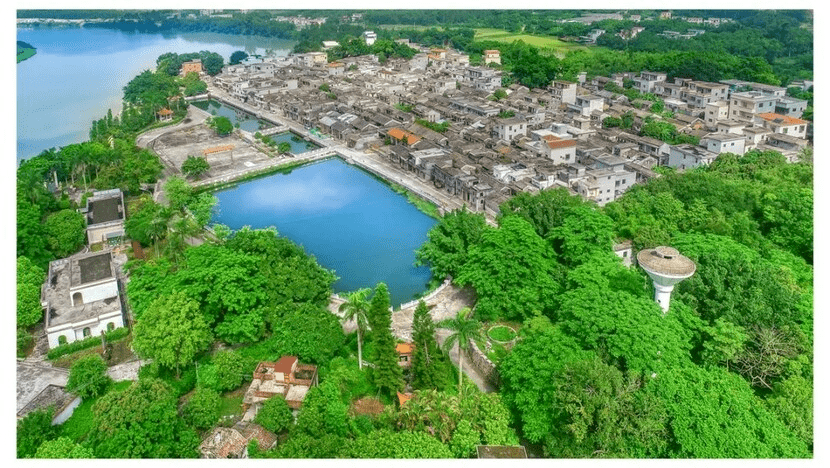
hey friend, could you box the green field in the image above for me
[474,28,588,57]
[17,46,36,63]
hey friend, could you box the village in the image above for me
[193,35,810,221]
[16,16,814,459]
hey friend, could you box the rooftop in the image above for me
[757,113,808,126]
[637,246,696,277]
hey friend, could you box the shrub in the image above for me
[47,327,129,360]
[254,396,293,434]
[184,388,221,430]
[66,354,112,399]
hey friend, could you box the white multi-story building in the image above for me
[41,250,126,349]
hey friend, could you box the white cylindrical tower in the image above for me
[637,246,696,314]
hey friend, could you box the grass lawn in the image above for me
[474,28,588,57]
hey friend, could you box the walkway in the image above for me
[329,283,491,393]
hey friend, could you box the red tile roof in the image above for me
[547,138,577,149]
[397,392,413,406]
[395,343,414,355]
[273,356,298,375]
[758,113,808,126]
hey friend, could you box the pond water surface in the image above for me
[211,158,436,306]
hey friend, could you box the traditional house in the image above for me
[41,250,126,349]
[199,422,277,459]
[180,59,203,76]
[242,357,318,417]
[82,189,125,245]
[396,343,414,367]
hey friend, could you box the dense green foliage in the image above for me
[183,388,221,431]
[132,291,213,376]
[89,379,200,458]
[46,327,129,360]
[17,256,45,327]
[181,156,210,179]
[366,283,404,396]
[411,300,451,391]
[17,408,60,458]
[66,354,112,399]
[34,437,94,458]
[255,395,294,434]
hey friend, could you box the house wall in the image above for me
[86,222,124,245]
[46,310,125,349]
[71,280,118,307]
[706,138,746,155]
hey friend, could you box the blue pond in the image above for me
[211,158,437,306]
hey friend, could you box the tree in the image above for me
[132,291,213,377]
[293,382,349,439]
[415,206,488,280]
[439,308,482,395]
[646,365,808,458]
[229,50,249,65]
[183,388,220,431]
[277,141,292,154]
[17,256,45,327]
[255,396,293,434]
[90,379,200,458]
[44,209,86,257]
[455,215,562,322]
[450,420,480,458]
[209,116,233,136]
[66,354,112,399]
[338,288,371,369]
[340,430,452,458]
[17,407,59,458]
[34,437,93,459]
[181,156,210,179]
[210,349,247,392]
[268,303,346,365]
[366,283,404,396]
[411,300,449,391]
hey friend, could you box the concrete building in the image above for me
[667,144,718,170]
[242,357,318,416]
[483,49,501,65]
[701,132,747,156]
[551,80,577,105]
[180,59,203,76]
[728,91,779,123]
[41,250,126,349]
[638,246,696,313]
[704,101,729,130]
[82,189,125,245]
[363,31,377,46]
[755,113,809,139]
[492,117,527,142]
[543,135,577,165]
[633,71,667,94]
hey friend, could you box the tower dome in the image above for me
[637,246,696,313]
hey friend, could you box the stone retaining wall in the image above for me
[397,276,451,310]
[466,337,499,388]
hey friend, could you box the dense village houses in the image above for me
[200,41,810,216]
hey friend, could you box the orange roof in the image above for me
[547,138,577,149]
[395,343,414,355]
[758,113,807,126]
[484,49,500,54]
[273,356,298,375]
[157,108,173,115]
[397,392,413,406]
[387,128,421,145]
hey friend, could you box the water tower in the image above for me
[637,246,696,314]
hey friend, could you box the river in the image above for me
[16,25,295,163]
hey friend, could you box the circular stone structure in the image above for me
[637,246,696,314]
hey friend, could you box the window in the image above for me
[58,335,67,345]
[83,327,91,337]
[107,322,115,331]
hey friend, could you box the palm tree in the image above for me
[440,308,482,396]
[339,288,372,370]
